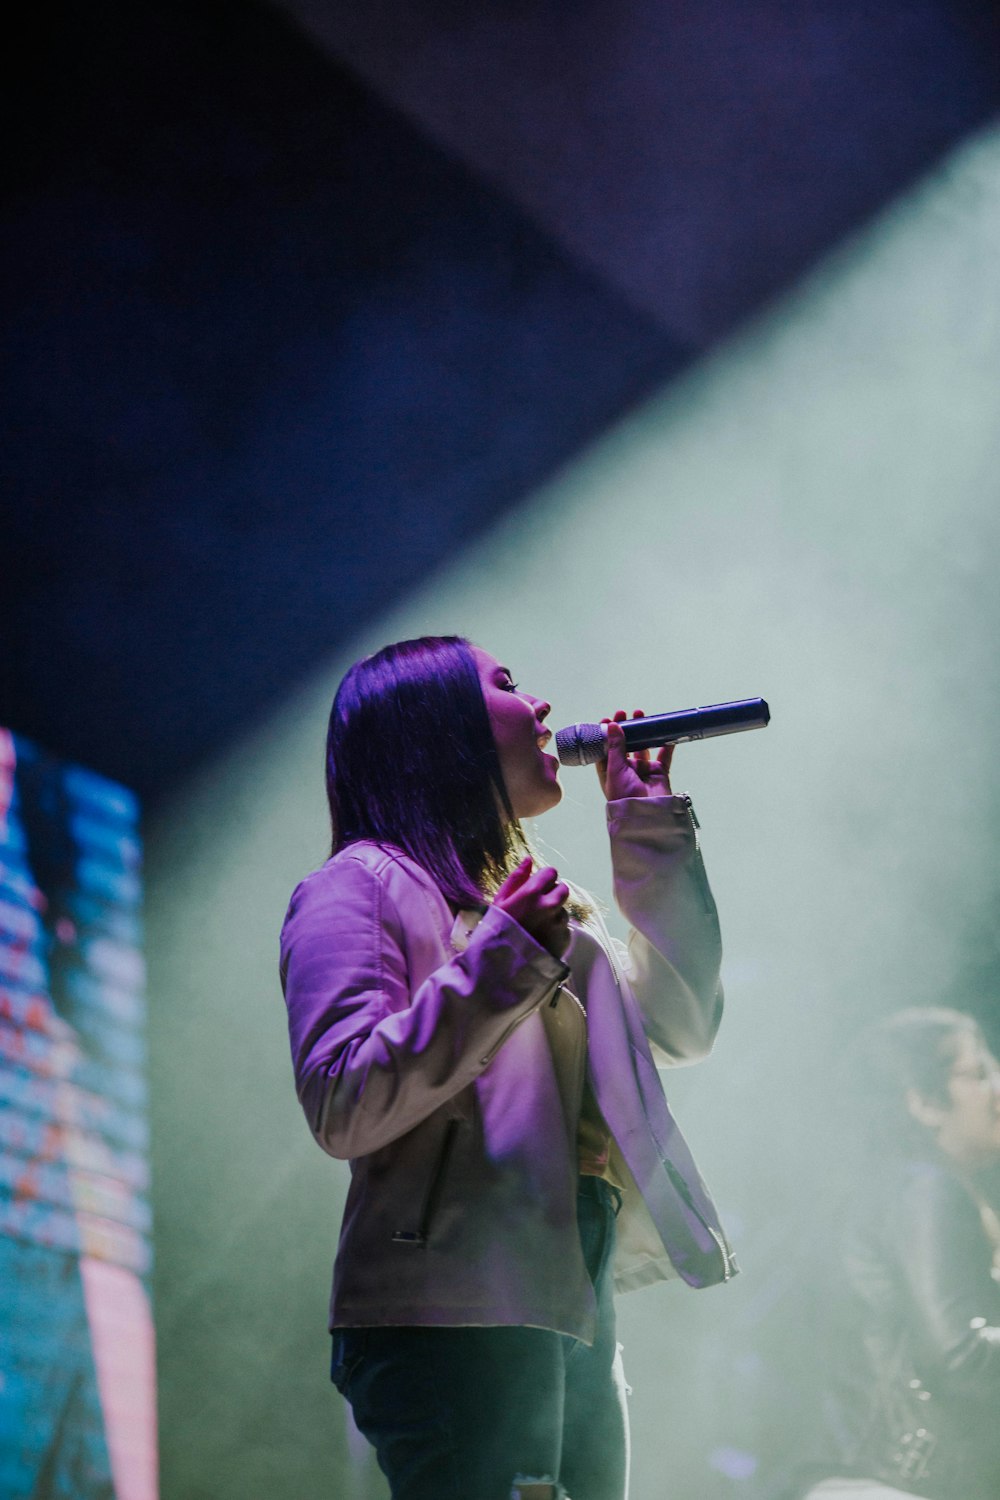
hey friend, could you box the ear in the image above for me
[905,1086,946,1131]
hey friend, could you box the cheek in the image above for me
[491,697,530,744]
[489,706,519,756]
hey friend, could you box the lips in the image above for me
[536,728,559,777]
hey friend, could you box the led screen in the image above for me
[0,730,155,1500]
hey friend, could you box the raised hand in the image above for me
[595,710,674,801]
[493,857,571,959]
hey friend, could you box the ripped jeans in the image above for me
[330,1176,629,1500]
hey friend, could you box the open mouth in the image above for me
[536,728,552,751]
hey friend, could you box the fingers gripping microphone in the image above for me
[555,698,770,767]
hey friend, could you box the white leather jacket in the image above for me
[280,794,736,1344]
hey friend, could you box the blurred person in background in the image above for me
[795,1007,1000,1500]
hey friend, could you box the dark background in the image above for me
[6,0,999,809]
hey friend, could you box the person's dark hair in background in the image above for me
[843,1008,992,1152]
[793,1007,1000,1500]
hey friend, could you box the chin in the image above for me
[514,780,563,819]
[533,781,564,817]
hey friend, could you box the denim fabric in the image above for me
[331,1177,629,1500]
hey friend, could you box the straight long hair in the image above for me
[325,636,529,908]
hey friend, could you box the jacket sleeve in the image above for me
[895,1166,1000,1392]
[607,794,724,1063]
[279,856,568,1159]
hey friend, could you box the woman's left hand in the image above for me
[596,710,674,801]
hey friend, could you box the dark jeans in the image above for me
[331,1176,628,1500]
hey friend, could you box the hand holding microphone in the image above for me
[597,711,674,801]
[557,697,771,802]
[556,697,771,767]
[492,697,770,939]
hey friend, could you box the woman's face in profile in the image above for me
[472,647,563,820]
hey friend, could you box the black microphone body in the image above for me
[555,698,770,767]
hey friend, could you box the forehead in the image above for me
[470,646,506,679]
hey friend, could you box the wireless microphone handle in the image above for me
[555,698,770,767]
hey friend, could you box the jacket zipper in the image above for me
[679,796,717,915]
[391,1119,458,1246]
[478,976,564,1066]
[663,1157,735,1281]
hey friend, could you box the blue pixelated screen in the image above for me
[0,730,156,1500]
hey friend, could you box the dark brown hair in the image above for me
[325,635,530,908]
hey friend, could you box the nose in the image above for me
[532,697,551,722]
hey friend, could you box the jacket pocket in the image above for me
[390,1118,459,1247]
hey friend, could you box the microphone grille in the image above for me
[555,722,607,767]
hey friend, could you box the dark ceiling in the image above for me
[3,0,999,808]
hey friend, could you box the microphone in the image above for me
[555,698,770,767]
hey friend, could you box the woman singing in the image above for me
[279,635,736,1500]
